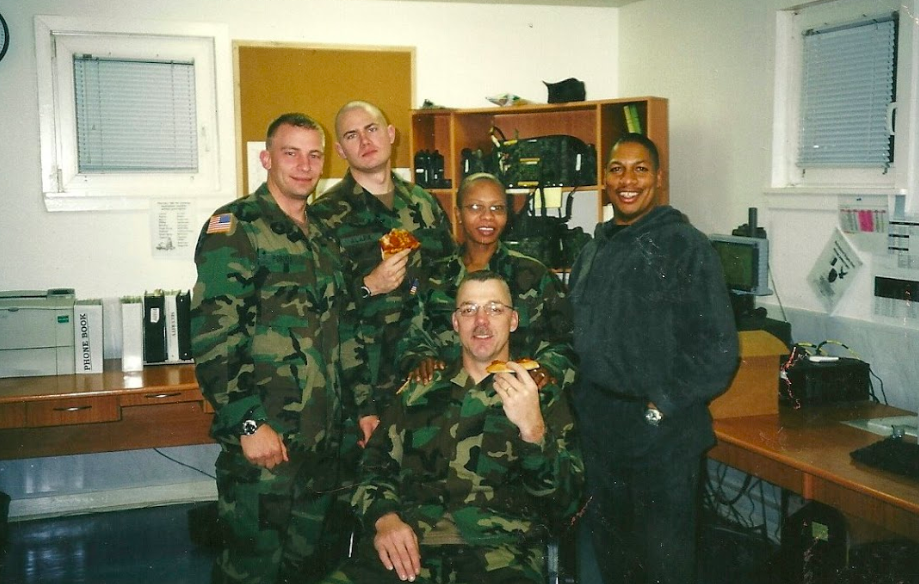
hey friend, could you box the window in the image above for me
[35,16,236,211]
[772,0,919,209]
[74,56,199,173]
[798,16,896,169]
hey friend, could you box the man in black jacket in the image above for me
[568,134,739,584]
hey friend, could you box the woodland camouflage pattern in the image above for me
[310,170,454,416]
[191,184,355,583]
[319,361,583,583]
[398,242,576,382]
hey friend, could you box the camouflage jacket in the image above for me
[398,242,576,382]
[353,360,583,546]
[310,170,454,415]
[191,184,349,457]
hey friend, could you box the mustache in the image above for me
[473,325,492,336]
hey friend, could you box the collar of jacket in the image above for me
[594,204,684,242]
[337,169,417,208]
[254,182,309,242]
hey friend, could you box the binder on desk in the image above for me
[163,289,193,363]
[121,296,144,372]
[165,292,180,362]
[176,290,192,361]
[73,299,103,374]
[143,291,167,364]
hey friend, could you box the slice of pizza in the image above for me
[485,358,541,374]
[380,228,421,259]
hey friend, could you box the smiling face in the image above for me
[334,103,396,174]
[456,178,509,247]
[259,123,324,202]
[605,140,663,225]
[452,278,519,369]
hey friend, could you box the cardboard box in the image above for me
[709,330,788,419]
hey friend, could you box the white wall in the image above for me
[618,0,919,414]
[0,0,618,298]
[0,0,619,516]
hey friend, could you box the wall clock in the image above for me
[0,13,8,63]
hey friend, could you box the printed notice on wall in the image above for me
[807,228,863,313]
[151,199,195,260]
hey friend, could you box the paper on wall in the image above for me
[807,228,863,313]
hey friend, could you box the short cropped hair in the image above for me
[266,113,325,149]
[456,270,513,307]
[334,101,388,139]
[610,133,660,171]
[456,173,508,208]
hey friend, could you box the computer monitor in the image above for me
[709,233,772,296]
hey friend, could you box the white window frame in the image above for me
[35,16,236,212]
[770,0,919,214]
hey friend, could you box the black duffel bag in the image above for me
[490,127,596,189]
[503,187,592,270]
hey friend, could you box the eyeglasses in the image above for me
[461,203,507,215]
[454,301,514,318]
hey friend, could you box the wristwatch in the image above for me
[644,406,663,427]
[240,419,264,436]
[360,284,372,299]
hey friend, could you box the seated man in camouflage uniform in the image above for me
[398,173,575,389]
[321,271,583,584]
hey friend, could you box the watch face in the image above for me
[241,419,260,435]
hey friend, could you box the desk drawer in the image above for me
[0,402,26,429]
[119,388,203,407]
[26,397,119,427]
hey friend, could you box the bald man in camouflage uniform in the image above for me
[398,173,575,387]
[309,101,454,444]
[320,271,583,584]
[192,113,356,584]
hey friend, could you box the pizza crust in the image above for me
[486,358,540,374]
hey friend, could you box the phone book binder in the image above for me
[73,299,103,374]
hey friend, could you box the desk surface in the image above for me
[711,402,919,541]
[0,362,212,459]
[0,361,198,403]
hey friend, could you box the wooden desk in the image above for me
[710,402,919,541]
[0,361,214,460]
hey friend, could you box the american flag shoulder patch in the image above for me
[207,213,233,234]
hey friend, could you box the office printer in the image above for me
[0,289,76,378]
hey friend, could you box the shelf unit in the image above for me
[409,97,669,238]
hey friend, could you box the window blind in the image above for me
[74,56,199,173]
[798,16,896,168]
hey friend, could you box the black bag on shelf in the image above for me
[490,127,596,189]
[503,187,592,270]
[558,189,592,267]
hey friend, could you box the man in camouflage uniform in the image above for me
[399,173,575,387]
[192,113,355,584]
[320,271,583,584]
[310,101,454,443]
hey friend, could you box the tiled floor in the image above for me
[0,503,216,584]
[0,503,780,584]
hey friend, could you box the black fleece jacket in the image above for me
[569,205,739,460]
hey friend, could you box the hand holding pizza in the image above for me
[492,360,546,444]
[363,229,420,296]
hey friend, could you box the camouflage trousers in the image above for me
[211,449,353,584]
[320,537,545,584]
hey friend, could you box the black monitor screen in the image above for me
[712,240,757,292]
